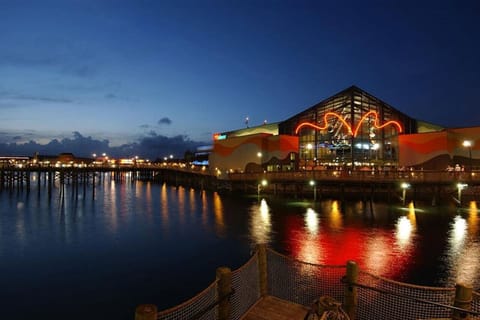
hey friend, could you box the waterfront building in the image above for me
[209,85,480,174]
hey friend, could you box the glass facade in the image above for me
[279,86,417,168]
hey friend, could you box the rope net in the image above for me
[157,280,218,320]
[471,291,480,320]
[154,247,480,320]
[230,252,261,320]
[266,248,346,307]
[356,270,456,320]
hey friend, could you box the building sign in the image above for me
[213,133,227,140]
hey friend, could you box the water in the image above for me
[0,174,479,319]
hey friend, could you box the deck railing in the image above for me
[228,169,480,184]
[137,244,480,320]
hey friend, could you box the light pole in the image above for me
[463,140,473,172]
[305,143,312,171]
[257,179,267,200]
[310,180,316,201]
[401,182,410,206]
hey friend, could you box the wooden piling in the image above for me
[134,304,157,320]
[344,260,358,320]
[452,283,472,320]
[216,266,232,320]
[257,243,268,296]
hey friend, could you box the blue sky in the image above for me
[1,0,479,159]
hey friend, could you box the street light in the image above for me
[401,182,410,206]
[257,179,267,200]
[309,179,317,201]
[305,143,313,171]
[463,140,473,172]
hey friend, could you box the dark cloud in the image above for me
[0,131,208,160]
[158,117,172,125]
[9,94,72,103]
[139,124,149,129]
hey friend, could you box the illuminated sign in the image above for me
[295,111,403,137]
[213,133,227,140]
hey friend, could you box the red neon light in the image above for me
[295,112,353,135]
[294,111,403,137]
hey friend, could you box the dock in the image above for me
[241,296,309,320]
[1,165,480,204]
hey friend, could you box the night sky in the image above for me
[1,0,479,159]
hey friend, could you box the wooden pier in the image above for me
[1,166,479,204]
[241,296,308,320]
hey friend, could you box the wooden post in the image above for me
[257,243,268,296]
[216,266,232,320]
[452,283,472,320]
[344,260,358,320]
[135,304,157,320]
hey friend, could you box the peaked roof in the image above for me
[284,85,415,123]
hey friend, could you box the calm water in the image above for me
[1,173,479,319]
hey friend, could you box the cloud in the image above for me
[105,93,116,99]
[0,131,209,160]
[139,124,150,129]
[1,92,72,103]
[158,117,172,125]
[14,94,73,103]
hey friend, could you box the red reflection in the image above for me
[285,202,415,279]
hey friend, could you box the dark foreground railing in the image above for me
[136,244,480,320]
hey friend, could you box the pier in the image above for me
[1,165,479,205]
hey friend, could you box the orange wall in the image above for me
[209,134,298,174]
[399,127,480,168]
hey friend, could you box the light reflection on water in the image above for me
[1,178,480,319]
[258,198,480,290]
[445,201,480,288]
[249,198,272,244]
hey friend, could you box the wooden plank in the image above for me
[241,296,309,320]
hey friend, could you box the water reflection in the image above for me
[468,201,478,236]
[160,183,169,231]
[395,202,417,250]
[4,180,480,320]
[305,208,319,235]
[249,199,272,243]
[283,200,423,279]
[445,201,480,288]
[328,200,343,230]
[297,207,322,263]
[213,192,225,237]
[178,186,185,223]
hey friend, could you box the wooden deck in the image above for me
[241,295,309,320]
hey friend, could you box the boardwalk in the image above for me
[1,165,479,203]
[241,296,309,320]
